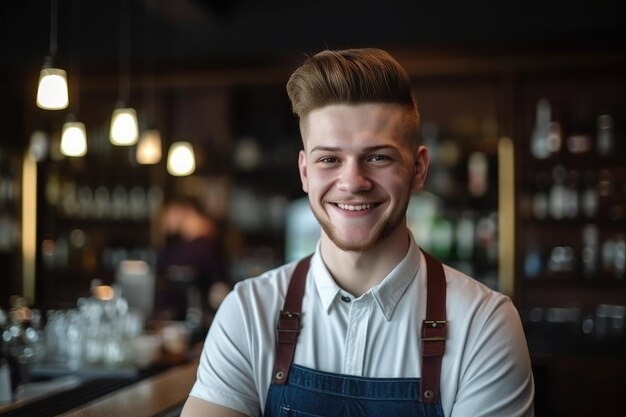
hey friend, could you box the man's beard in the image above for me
[310,193,411,252]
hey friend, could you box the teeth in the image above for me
[338,203,374,211]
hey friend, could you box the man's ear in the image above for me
[412,145,430,192]
[298,150,309,193]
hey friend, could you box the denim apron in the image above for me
[264,251,447,417]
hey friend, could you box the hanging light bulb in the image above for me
[58,1,87,158]
[167,141,196,176]
[110,105,139,146]
[60,116,87,157]
[37,0,68,110]
[110,0,138,146]
[37,62,69,109]
[136,129,162,164]
[136,0,161,165]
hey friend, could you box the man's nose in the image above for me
[336,161,373,193]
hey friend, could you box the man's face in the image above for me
[298,103,429,252]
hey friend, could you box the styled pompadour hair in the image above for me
[286,48,419,134]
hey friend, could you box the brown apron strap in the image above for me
[272,255,311,384]
[420,250,447,403]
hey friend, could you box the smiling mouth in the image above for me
[336,203,378,211]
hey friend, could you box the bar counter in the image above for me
[0,360,197,417]
[60,360,196,417]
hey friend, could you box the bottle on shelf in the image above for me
[547,246,576,274]
[581,170,598,218]
[524,244,543,279]
[564,170,580,219]
[581,224,599,278]
[547,121,562,154]
[530,98,552,159]
[0,356,11,404]
[531,172,550,220]
[549,165,567,220]
[596,114,614,156]
[455,211,475,261]
[0,308,12,402]
[597,169,614,219]
[613,234,625,279]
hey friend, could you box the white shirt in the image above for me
[190,235,535,417]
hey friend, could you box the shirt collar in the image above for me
[310,244,341,313]
[311,234,421,320]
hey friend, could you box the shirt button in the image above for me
[340,295,351,303]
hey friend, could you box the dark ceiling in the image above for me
[2,0,625,78]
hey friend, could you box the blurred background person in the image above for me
[155,196,229,335]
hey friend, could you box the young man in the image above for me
[181,48,535,417]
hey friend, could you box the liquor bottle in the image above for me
[531,98,551,159]
[581,170,598,218]
[532,172,550,219]
[456,211,475,261]
[0,310,12,403]
[547,121,562,154]
[524,244,543,279]
[0,357,11,403]
[468,152,488,198]
[431,216,454,260]
[549,165,567,219]
[597,170,613,219]
[614,234,625,279]
[581,224,599,278]
[564,170,580,219]
[602,238,616,276]
[596,114,614,156]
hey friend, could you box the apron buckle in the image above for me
[421,320,447,341]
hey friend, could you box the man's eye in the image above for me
[369,155,389,162]
[319,157,338,163]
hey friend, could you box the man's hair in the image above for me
[286,48,419,137]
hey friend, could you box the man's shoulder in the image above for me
[211,259,307,339]
[441,263,511,310]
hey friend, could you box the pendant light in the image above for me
[136,129,161,164]
[60,117,87,157]
[110,0,138,146]
[60,0,86,158]
[136,0,161,164]
[36,0,69,110]
[167,141,196,176]
[110,107,139,145]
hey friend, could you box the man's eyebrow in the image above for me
[310,146,340,153]
[309,145,398,153]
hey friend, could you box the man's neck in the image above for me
[319,227,411,297]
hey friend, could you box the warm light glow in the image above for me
[498,137,515,297]
[136,129,162,164]
[110,107,139,145]
[167,141,196,176]
[22,154,37,303]
[61,121,87,157]
[36,67,69,110]
[93,285,115,301]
